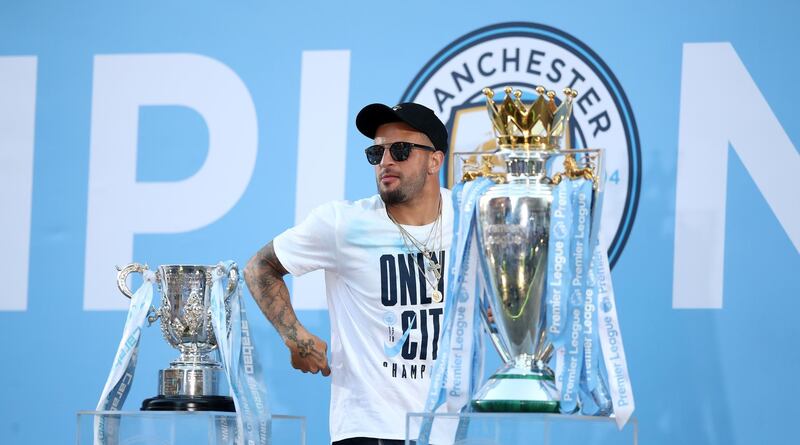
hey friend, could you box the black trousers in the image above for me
[332,438,415,445]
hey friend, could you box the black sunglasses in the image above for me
[364,141,435,165]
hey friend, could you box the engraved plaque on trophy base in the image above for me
[141,363,235,412]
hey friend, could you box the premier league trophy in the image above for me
[464,86,604,413]
[410,86,631,443]
[116,263,239,411]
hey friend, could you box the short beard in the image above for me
[380,188,408,206]
[377,165,427,206]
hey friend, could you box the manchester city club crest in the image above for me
[402,22,641,266]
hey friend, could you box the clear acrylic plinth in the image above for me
[406,412,637,445]
[77,411,306,445]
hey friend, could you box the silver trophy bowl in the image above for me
[471,153,559,412]
[117,263,239,411]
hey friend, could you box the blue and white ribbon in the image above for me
[418,178,494,445]
[577,178,602,416]
[579,238,613,416]
[546,179,574,348]
[578,249,600,416]
[593,241,635,428]
[559,178,593,413]
[94,270,155,445]
[210,261,272,445]
[546,174,634,425]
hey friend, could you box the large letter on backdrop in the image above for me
[292,50,350,310]
[0,56,37,311]
[673,43,800,309]
[84,54,257,310]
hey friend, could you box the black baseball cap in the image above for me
[356,102,449,153]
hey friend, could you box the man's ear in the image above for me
[428,150,445,175]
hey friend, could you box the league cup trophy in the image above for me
[116,263,239,411]
[466,87,602,413]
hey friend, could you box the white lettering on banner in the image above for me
[550,240,565,333]
[448,305,466,397]
[84,54,258,310]
[0,56,37,311]
[583,289,594,336]
[602,315,630,407]
[572,194,587,288]
[292,50,350,310]
[564,307,581,401]
[673,43,800,309]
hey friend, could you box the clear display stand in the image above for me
[406,412,637,445]
[77,411,306,445]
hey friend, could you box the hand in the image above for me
[287,328,331,376]
[487,306,495,324]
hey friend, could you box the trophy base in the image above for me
[471,363,559,413]
[471,398,559,413]
[141,395,236,412]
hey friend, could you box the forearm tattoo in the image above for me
[243,242,322,359]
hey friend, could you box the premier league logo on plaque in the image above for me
[402,22,641,267]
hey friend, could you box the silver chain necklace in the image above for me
[386,196,444,303]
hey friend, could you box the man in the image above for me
[244,102,453,445]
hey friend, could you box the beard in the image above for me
[377,165,427,206]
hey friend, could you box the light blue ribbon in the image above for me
[579,194,600,415]
[211,261,272,445]
[546,179,574,348]
[94,270,155,445]
[418,178,494,445]
[593,347,613,416]
[587,242,616,417]
[559,178,593,414]
[578,248,599,415]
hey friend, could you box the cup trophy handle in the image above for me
[224,263,239,300]
[116,263,149,299]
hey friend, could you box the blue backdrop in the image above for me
[1,1,798,444]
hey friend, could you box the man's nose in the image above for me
[379,146,395,167]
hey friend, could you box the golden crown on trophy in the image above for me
[483,86,577,150]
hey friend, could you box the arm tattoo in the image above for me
[243,242,318,356]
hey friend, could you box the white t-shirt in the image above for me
[274,188,453,443]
